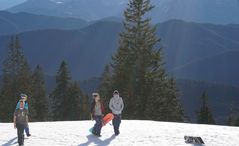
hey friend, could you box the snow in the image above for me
[1,120,239,146]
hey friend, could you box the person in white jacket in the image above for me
[109,90,124,135]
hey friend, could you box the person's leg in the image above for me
[93,116,102,136]
[25,124,31,136]
[93,116,99,134]
[93,116,98,134]
[113,114,121,135]
[17,124,25,145]
[98,116,103,135]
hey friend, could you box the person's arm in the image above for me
[26,110,29,123]
[13,111,16,129]
[26,115,29,123]
[90,102,94,120]
[101,102,105,116]
[90,113,93,120]
[109,98,113,111]
[120,98,124,111]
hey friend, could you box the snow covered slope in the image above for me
[1,120,239,146]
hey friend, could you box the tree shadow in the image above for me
[78,134,116,146]
[2,137,18,146]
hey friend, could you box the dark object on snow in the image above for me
[184,136,205,144]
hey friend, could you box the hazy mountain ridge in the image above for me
[0,20,238,87]
[0,11,87,36]
[7,0,239,24]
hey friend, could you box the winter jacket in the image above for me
[91,101,105,116]
[14,108,28,125]
[109,96,124,115]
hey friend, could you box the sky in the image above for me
[0,0,26,10]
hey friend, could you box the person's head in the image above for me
[92,93,100,102]
[20,93,28,101]
[19,99,25,109]
[113,90,119,98]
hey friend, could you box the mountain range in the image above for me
[0,11,86,35]
[0,12,238,87]
[6,0,239,24]
[0,18,122,80]
[0,3,238,124]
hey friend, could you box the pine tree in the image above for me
[31,65,48,121]
[146,77,183,121]
[82,94,91,120]
[99,0,183,121]
[50,61,71,121]
[99,65,114,113]
[109,0,158,119]
[226,103,239,126]
[235,118,239,126]
[197,92,215,124]
[0,35,32,122]
[66,81,86,120]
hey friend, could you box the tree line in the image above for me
[0,0,237,126]
[0,0,184,123]
[0,35,89,122]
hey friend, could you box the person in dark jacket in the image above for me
[14,99,29,146]
[90,92,105,137]
[16,93,31,137]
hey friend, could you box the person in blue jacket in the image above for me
[16,93,31,137]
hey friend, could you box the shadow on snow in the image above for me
[78,134,116,146]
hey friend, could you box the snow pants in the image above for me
[16,123,26,145]
[93,115,103,135]
[113,114,121,135]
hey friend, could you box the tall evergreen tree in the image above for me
[99,65,113,113]
[31,65,48,121]
[197,92,215,124]
[99,0,183,121]
[0,35,32,122]
[50,61,71,121]
[226,103,239,126]
[50,61,87,121]
[66,81,85,120]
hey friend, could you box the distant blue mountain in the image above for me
[171,51,239,87]
[0,11,87,35]
[0,20,238,87]
[7,0,239,24]
[0,20,122,80]
[8,0,127,21]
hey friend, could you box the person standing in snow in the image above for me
[90,92,105,137]
[14,99,29,146]
[16,93,31,137]
[109,90,124,136]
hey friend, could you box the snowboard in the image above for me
[184,136,205,144]
[89,113,114,133]
[102,113,114,126]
